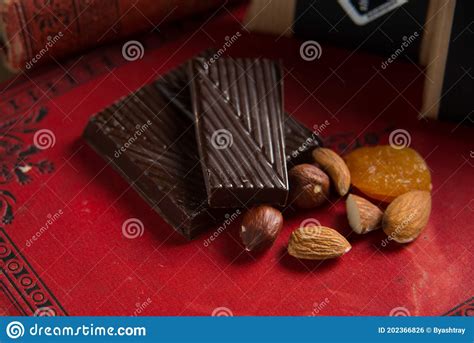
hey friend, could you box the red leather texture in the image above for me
[0,5,472,316]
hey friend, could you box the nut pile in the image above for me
[239,145,433,260]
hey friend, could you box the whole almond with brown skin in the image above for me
[346,194,383,234]
[240,205,283,251]
[288,226,351,260]
[289,164,330,208]
[383,190,431,243]
[312,148,351,196]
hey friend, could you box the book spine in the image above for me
[0,0,225,71]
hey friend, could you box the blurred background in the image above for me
[0,0,471,121]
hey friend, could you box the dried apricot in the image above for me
[344,145,431,202]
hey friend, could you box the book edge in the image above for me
[421,0,456,120]
[244,0,296,37]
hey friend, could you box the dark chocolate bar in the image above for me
[83,53,322,237]
[156,52,322,166]
[83,84,220,239]
[189,57,289,208]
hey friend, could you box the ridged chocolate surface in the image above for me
[189,57,289,208]
[156,52,322,166]
[83,84,219,239]
[155,59,195,119]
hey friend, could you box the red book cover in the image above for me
[0,0,231,71]
[0,4,472,317]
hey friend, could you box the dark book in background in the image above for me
[244,0,429,61]
[245,0,473,123]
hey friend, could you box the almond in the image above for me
[312,148,351,196]
[346,194,383,234]
[288,226,351,260]
[383,190,431,243]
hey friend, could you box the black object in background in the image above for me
[438,1,474,122]
[293,0,429,60]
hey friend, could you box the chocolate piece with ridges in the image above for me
[189,57,289,208]
[155,50,214,119]
[155,52,322,167]
[283,115,321,166]
[83,85,221,239]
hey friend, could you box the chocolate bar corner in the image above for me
[82,86,219,239]
[189,57,290,208]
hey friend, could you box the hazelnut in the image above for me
[240,205,283,251]
[288,164,330,208]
